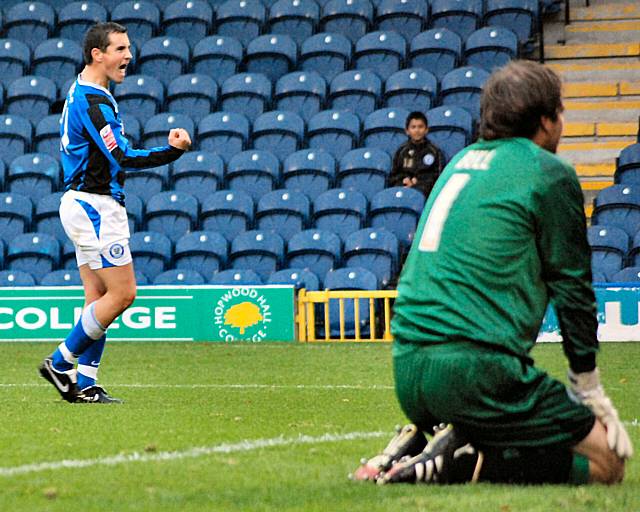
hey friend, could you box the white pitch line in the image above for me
[0,382,395,390]
[0,431,386,477]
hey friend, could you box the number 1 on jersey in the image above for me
[418,173,470,252]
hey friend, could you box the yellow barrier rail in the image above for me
[297,289,398,342]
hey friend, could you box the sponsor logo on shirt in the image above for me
[100,124,118,152]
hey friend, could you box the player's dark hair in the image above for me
[83,22,128,65]
[405,111,428,129]
[480,60,563,141]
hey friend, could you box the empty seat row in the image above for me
[0,225,403,287]
[0,0,538,51]
[588,224,640,282]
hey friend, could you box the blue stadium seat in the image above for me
[200,189,254,242]
[255,189,310,241]
[192,36,243,85]
[268,0,320,45]
[8,153,60,198]
[343,227,398,287]
[384,68,437,112]
[0,269,36,286]
[375,0,427,42]
[425,105,474,162]
[592,185,640,238]
[166,74,218,123]
[40,269,82,286]
[163,0,214,48]
[307,109,360,160]
[430,0,482,40]
[120,113,142,147]
[484,0,538,46]
[409,28,461,81]
[268,267,320,290]
[282,149,336,200]
[313,188,367,239]
[0,160,6,192]
[34,192,65,241]
[5,2,56,50]
[129,231,172,281]
[62,238,76,269]
[32,38,82,90]
[144,191,199,242]
[353,30,406,81]
[170,151,224,203]
[229,229,285,281]
[587,225,629,281]
[244,34,297,83]
[337,148,391,201]
[329,69,382,121]
[610,266,640,284]
[111,1,161,49]
[440,65,490,122]
[615,143,640,185]
[286,228,341,283]
[369,186,425,247]
[0,192,32,240]
[113,74,165,125]
[299,32,352,83]
[138,36,190,86]
[197,112,250,162]
[153,268,206,285]
[216,0,266,47]
[58,2,108,41]
[320,0,374,44]
[125,192,144,233]
[464,27,518,72]
[0,239,4,270]
[0,39,31,85]
[34,115,61,159]
[220,73,272,123]
[7,232,59,282]
[323,266,378,336]
[252,110,305,161]
[174,230,228,277]
[0,115,32,167]
[628,231,640,268]
[142,113,195,148]
[124,164,168,203]
[6,76,57,125]
[210,268,263,285]
[274,71,327,123]
[226,150,281,201]
[362,107,409,156]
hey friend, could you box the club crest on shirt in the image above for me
[423,153,435,166]
[100,124,118,152]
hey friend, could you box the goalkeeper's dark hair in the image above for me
[83,22,128,65]
[480,60,563,141]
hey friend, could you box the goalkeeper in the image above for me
[355,60,632,486]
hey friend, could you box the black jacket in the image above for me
[389,138,445,199]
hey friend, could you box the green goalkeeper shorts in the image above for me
[393,341,595,449]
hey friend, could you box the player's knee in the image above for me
[120,288,136,310]
[593,454,624,485]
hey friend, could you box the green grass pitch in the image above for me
[0,342,637,511]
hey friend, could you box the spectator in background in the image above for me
[388,111,445,199]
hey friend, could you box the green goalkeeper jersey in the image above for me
[392,137,599,372]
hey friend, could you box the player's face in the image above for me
[406,119,428,142]
[541,109,564,154]
[101,32,132,84]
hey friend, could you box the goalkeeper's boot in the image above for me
[377,424,482,485]
[350,424,428,482]
[75,385,124,404]
[38,357,79,403]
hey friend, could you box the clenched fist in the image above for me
[168,128,192,151]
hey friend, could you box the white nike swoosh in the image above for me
[48,366,69,393]
[90,361,100,366]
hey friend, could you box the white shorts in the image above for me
[59,190,133,270]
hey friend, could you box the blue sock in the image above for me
[77,334,106,390]
[52,302,106,372]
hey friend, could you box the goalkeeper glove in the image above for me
[568,368,633,459]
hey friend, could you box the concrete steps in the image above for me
[563,81,640,98]
[545,41,640,59]
[571,2,640,21]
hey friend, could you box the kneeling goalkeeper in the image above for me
[355,61,632,486]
